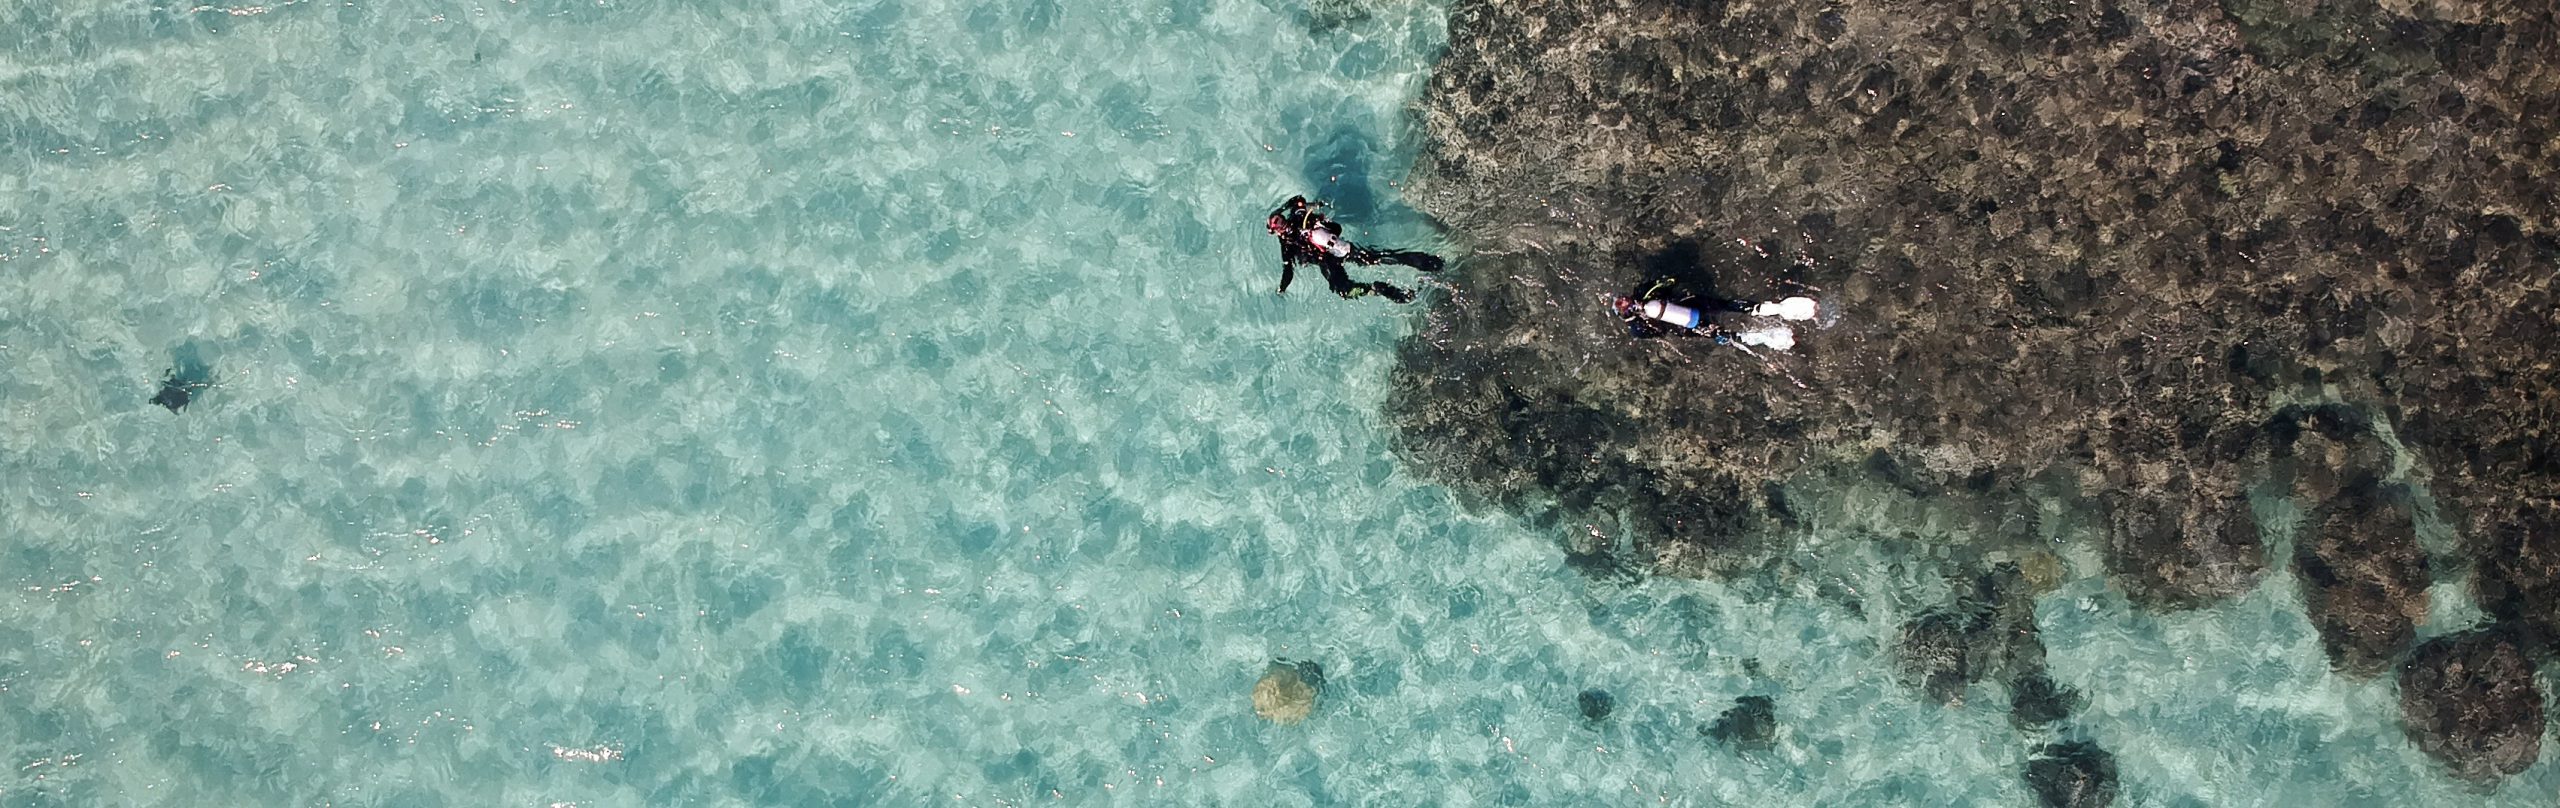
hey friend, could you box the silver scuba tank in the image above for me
[1638,299,1703,330]
[1305,228,1354,258]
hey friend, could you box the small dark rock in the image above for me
[1286,658,1326,691]
[2008,672,2083,728]
[1815,8,1848,42]
[1577,688,1615,721]
[2399,628,2544,784]
[150,369,210,413]
[1705,695,1777,750]
[1300,0,1368,31]
[2025,741,2119,808]
[1563,546,1639,583]
[1896,607,1986,704]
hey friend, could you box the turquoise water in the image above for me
[0,2,2547,805]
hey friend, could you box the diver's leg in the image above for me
[1353,245,1443,272]
[1383,250,1443,272]
[1321,261,1368,298]
[1331,260,1392,301]
[1323,260,1411,303]
[1691,295,1752,313]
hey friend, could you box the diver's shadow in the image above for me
[1301,124,1383,225]
[1638,239,1746,303]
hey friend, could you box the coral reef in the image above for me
[2293,477,2431,676]
[2472,503,2560,648]
[1392,0,2559,588]
[2399,628,2546,783]
[2098,483,2264,611]
[1392,0,2557,781]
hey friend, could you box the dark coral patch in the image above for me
[2293,479,2429,677]
[2025,741,2119,808]
[2399,628,2544,784]
[1705,695,1777,750]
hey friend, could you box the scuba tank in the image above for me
[1304,227,1354,258]
[1638,299,1703,330]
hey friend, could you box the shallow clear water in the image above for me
[0,1,2546,805]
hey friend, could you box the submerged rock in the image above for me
[2273,405,2394,504]
[2399,629,2545,784]
[1252,659,1325,725]
[2008,672,2083,730]
[2015,550,2068,596]
[2472,504,2560,648]
[1577,688,1615,721]
[1704,695,1777,750]
[2101,490,2266,610]
[150,368,211,413]
[1892,563,2072,726]
[2025,741,2119,808]
[1299,0,1369,31]
[1897,606,1991,705]
[2293,480,2430,677]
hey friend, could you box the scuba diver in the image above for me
[1614,276,1822,350]
[1614,277,1753,340]
[1267,195,1446,303]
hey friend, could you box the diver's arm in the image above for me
[1277,249,1297,294]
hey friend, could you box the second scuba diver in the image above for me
[1614,277,1753,340]
[1614,276,1822,350]
[1267,195,1445,304]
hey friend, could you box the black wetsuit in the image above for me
[1622,277,1751,339]
[1270,196,1444,303]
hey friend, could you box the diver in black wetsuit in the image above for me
[1612,277,1752,341]
[1267,195,1445,303]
